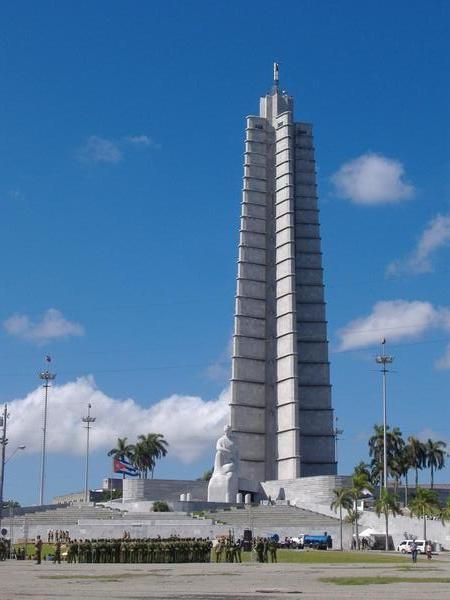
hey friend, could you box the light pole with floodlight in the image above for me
[39,359,56,505]
[82,404,96,503]
[0,401,26,529]
[376,339,394,490]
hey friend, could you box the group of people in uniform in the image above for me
[6,532,279,565]
[0,537,11,561]
[57,535,213,564]
[253,537,278,563]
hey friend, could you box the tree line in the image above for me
[331,424,448,552]
[108,433,168,479]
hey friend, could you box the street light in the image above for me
[0,406,24,529]
[5,445,26,464]
[375,339,394,490]
[39,360,56,505]
[82,404,96,503]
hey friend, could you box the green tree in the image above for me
[407,436,427,488]
[425,438,446,489]
[135,433,169,479]
[330,488,353,550]
[152,500,170,512]
[349,473,373,549]
[198,467,214,481]
[368,425,404,490]
[374,488,402,551]
[409,487,441,540]
[107,437,135,479]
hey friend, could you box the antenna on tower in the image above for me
[273,62,279,91]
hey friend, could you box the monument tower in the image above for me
[230,64,336,484]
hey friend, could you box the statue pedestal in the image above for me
[208,472,238,503]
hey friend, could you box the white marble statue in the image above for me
[207,425,239,503]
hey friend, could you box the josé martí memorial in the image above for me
[5,67,450,549]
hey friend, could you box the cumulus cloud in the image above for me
[78,133,156,164]
[337,299,450,351]
[387,213,450,275]
[331,153,414,205]
[78,135,123,164]
[3,308,84,344]
[436,344,450,370]
[7,377,229,462]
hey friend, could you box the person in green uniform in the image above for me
[35,536,43,565]
[53,540,62,564]
[263,538,269,563]
[268,538,277,563]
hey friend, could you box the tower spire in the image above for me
[273,62,279,91]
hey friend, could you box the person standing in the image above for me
[426,542,432,560]
[410,540,418,563]
[53,541,61,564]
[35,536,43,565]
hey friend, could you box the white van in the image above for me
[396,539,426,554]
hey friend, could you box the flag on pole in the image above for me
[113,458,138,476]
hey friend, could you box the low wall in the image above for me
[261,476,351,505]
[123,479,208,502]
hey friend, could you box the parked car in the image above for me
[397,539,426,554]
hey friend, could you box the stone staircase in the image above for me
[205,504,340,530]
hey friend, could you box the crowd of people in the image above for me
[47,529,70,543]
[33,534,214,564]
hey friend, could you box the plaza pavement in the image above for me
[1,555,450,599]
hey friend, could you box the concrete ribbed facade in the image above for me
[230,70,336,483]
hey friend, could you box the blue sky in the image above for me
[1,0,449,505]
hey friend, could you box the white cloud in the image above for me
[331,153,414,205]
[387,213,450,275]
[78,133,156,164]
[3,308,84,344]
[79,135,123,164]
[7,377,229,462]
[436,344,450,370]
[337,299,450,351]
[125,135,153,147]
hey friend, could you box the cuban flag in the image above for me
[113,457,138,477]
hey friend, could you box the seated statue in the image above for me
[207,425,239,503]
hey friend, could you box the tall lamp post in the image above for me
[0,402,26,529]
[375,339,394,490]
[39,359,56,505]
[82,404,96,503]
[0,404,8,529]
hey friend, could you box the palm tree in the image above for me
[353,461,372,481]
[409,487,441,540]
[425,439,446,489]
[132,441,154,479]
[349,473,373,549]
[330,488,353,550]
[369,425,404,491]
[107,437,135,479]
[397,444,414,506]
[137,433,169,478]
[407,437,427,488]
[374,488,402,551]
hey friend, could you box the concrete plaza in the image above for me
[1,555,450,599]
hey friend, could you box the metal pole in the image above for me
[82,404,96,503]
[376,341,393,492]
[382,363,388,491]
[0,404,8,529]
[39,364,56,505]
